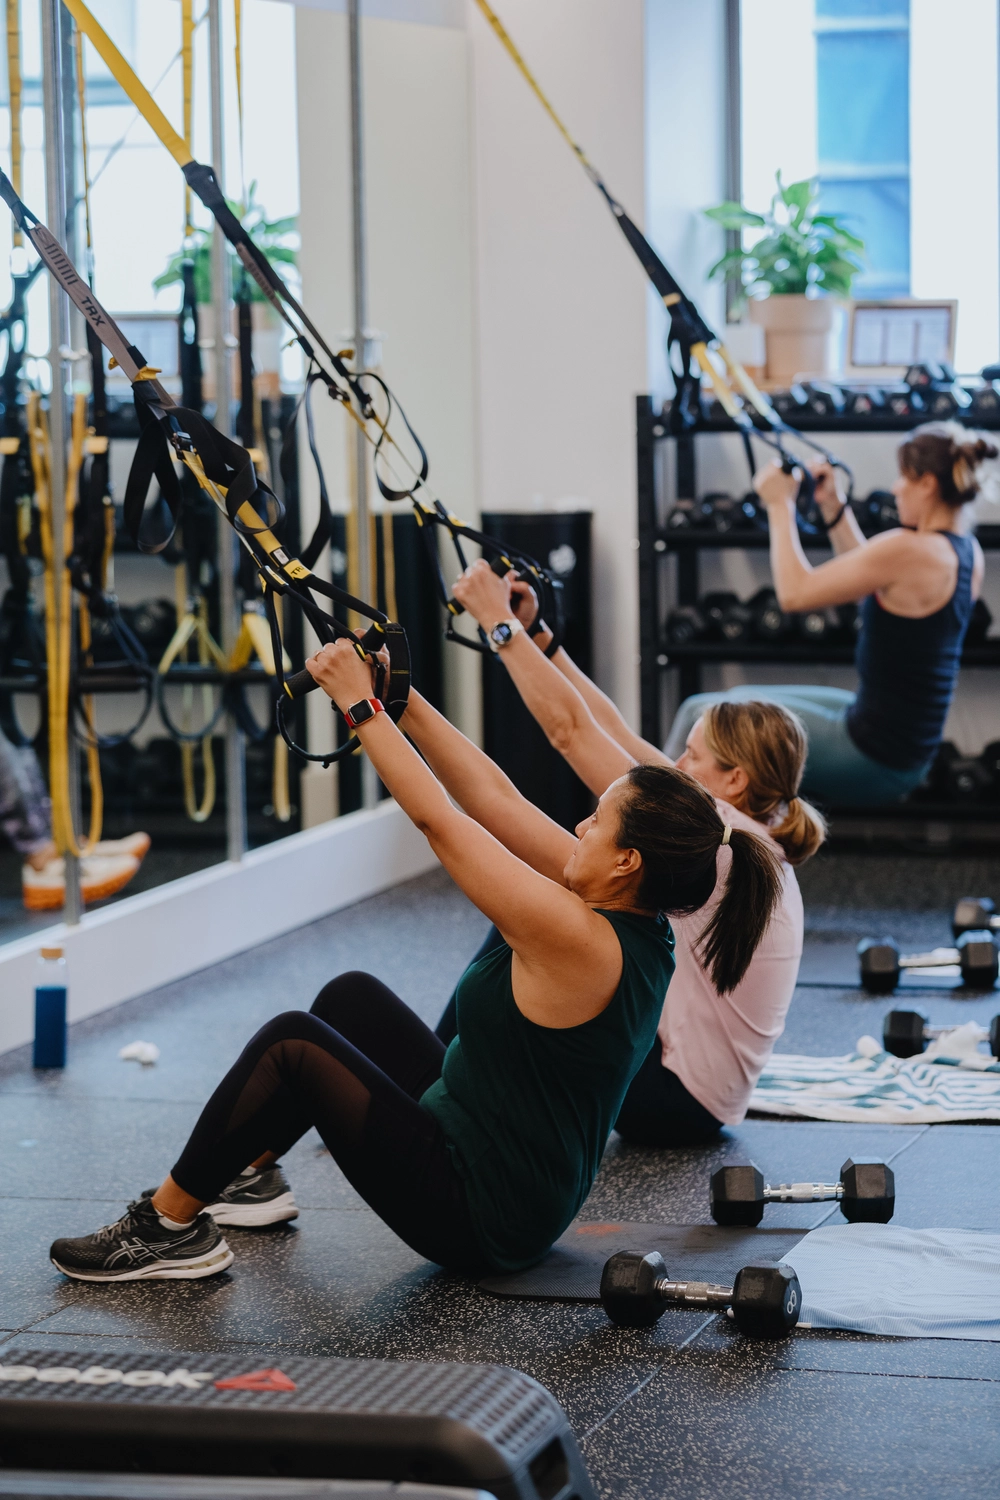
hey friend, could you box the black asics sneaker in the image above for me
[141,1164,298,1227]
[50,1198,233,1282]
[205,1164,299,1226]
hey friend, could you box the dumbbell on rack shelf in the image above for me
[882,1007,1000,1059]
[701,591,752,644]
[858,931,999,993]
[600,1251,801,1339]
[710,1158,894,1226]
[953,896,1000,939]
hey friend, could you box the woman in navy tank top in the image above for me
[665,423,994,807]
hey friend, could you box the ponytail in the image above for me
[769,796,826,867]
[897,421,999,508]
[616,765,783,995]
[696,828,784,995]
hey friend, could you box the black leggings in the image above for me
[171,973,485,1271]
[613,1043,723,1147]
[437,926,722,1148]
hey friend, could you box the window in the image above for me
[740,0,998,371]
[0,0,299,368]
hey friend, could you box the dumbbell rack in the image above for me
[635,395,1000,842]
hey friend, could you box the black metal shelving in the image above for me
[635,394,1000,839]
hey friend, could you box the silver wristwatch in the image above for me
[487,617,524,652]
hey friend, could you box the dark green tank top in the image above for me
[420,909,675,1271]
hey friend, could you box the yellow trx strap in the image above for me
[30,392,98,858]
[181,0,194,236]
[234,0,245,206]
[63,0,192,169]
[5,0,20,247]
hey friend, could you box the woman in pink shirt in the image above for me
[443,562,825,1146]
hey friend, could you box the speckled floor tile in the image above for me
[0,867,488,1101]
[2,855,999,1499]
[580,1347,1000,1500]
[582,1119,926,1228]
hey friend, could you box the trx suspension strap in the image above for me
[0,172,410,767]
[0,261,44,747]
[471,0,853,533]
[62,0,566,645]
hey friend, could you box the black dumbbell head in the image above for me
[600,1250,667,1328]
[858,937,901,994]
[840,1158,894,1224]
[710,1162,766,1227]
[883,1009,929,1059]
[956,930,999,988]
[953,896,995,938]
[730,1261,801,1340]
[989,1015,1000,1059]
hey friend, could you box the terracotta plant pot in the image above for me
[749,294,844,384]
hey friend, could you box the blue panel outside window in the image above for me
[814,178,910,296]
[814,0,910,297]
[816,0,906,17]
[817,33,909,164]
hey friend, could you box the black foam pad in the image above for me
[478,1221,807,1301]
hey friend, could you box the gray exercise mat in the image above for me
[478,1222,808,1301]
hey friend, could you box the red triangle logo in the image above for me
[214,1368,296,1392]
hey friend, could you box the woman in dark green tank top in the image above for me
[54,641,784,1286]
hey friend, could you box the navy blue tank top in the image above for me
[847,532,975,771]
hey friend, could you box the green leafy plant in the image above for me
[704,173,864,307]
[153,182,299,304]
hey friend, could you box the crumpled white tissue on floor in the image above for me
[119,1041,160,1065]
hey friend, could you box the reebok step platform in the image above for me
[0,1477,485,1500]
[0,1351,593,1500]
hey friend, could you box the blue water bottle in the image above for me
[34,946,67,1068]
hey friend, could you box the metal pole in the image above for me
[41,0,81,923]
[208,0,246,860]
[348,0,378,810]
[723,0,743,326]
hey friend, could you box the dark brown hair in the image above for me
[897,422,998,508]
[615,764,783,994]
[702,699,826,866]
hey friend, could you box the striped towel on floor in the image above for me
[751,1023,1000,1123]
[791,1224,1000,1339]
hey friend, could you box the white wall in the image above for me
[645,0,729,405]
[294,2,480,744]
[467,0,647,722]
[910,0,1000,373]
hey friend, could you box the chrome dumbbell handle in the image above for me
[923,1021,989,1042]
[898,947,960,971]
[763,1181,843,1203]
[654,1277,733,1310]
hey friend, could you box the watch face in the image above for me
[348,699,375,726]
[490,623,513,647]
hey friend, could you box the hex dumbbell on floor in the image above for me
[710,1158,894,1227]
[600,1251,801,1340]
[953,896,1000,938]
[883,1008,1000,1059]
[858,931,999,993]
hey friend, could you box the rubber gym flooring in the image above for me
[1,853,999,1499]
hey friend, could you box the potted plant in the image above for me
[704,174,864,384]
[154,183,299,400]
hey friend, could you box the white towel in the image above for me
[751,1024,1000,1124]
[790,1224,1000,1340]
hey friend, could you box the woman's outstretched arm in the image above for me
[754,462,931,611]
[400,689,574,883]
[305,640,622,1025]
[451,562,667,793]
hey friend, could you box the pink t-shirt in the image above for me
[657,799,803,1125]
